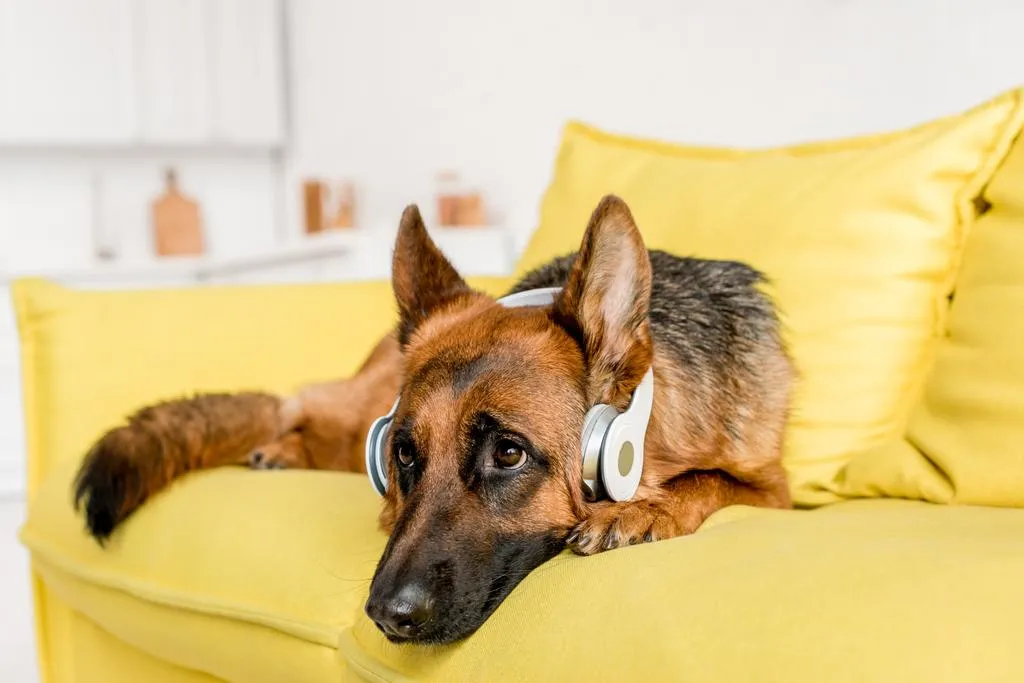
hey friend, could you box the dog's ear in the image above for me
[553,195,653,406]
[391,204,470,345]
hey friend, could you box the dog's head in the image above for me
[364,195,653,644]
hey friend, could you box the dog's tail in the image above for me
[73,391,290,543]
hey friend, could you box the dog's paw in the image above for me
[247,433,305,470]
[566,500,682,556]
[247,448,289,470]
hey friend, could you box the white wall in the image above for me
[284,0,1024,253]
[0,285,24,497]
[2,1,1024,679]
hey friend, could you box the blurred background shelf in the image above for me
[1,229,363,284]
[0,225,514,289]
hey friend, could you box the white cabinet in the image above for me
[135,0,212,144]
[0,0,285,148]
[0,0,136,145]
[208,0,285,146]
[135,0,285,146]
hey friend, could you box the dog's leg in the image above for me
[247,431,308,470]
[566,469,788,555]
[245,332,404,473]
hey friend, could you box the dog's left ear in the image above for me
[553,195,653,406]
[391,204,470,345]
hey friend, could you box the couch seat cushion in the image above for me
[20,452,387,683]
[22,461,1024,683]
[342,499,1024,683]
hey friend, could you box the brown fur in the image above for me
[252,333,403,471]
[75,391,282,540]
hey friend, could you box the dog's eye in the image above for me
[396,445,415,468]
[493,441,528,470]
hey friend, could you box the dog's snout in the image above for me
[366,581,435,641]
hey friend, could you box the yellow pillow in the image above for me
[834,129,1024,506]
[517,90,1024,506]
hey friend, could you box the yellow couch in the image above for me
[15,87,1024,682]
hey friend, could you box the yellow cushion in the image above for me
[518,89,1024,506]
[42,607,222,683]
[835,126,1024,505]
[22,458,384,683]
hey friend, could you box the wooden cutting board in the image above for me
[152,169,204,256]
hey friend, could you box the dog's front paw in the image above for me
[246,432,306,470]
[247,448,288,470]
[566,501,682,556]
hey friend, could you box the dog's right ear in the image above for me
[391,204,470,346]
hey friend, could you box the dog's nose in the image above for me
[366,582,435,640]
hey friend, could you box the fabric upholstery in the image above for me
[835,122,1024,505]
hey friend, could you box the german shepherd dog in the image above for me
[73,195,794,644]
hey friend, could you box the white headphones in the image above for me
[364,287,654,502]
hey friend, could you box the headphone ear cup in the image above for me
[580,403,618,501]
[365,415,392,496]
[598,413,645,502]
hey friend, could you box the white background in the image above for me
[2,1,1023,680]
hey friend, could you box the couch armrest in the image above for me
[11,276,514,498]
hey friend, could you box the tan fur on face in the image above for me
[380,300,587,537]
